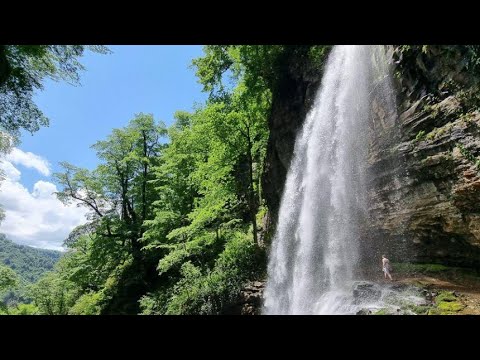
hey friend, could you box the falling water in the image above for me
[263,45,397,315]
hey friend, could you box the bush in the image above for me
[147,230,263,315]
[69,292,104,315]
[10,303,39,315]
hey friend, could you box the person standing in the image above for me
[382,255,393,281]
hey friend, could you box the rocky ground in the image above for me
[353,264,480,315]
[393,270,480,315]
[233,263,480,315]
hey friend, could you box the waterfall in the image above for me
[263,45,397,315]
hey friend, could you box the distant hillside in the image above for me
[0,235,62,305]
[0,235,62,282]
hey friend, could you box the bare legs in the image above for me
[384,270,393,281]
[387,272,393,281]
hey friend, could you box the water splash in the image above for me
[263,45,397,315]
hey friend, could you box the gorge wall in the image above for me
[262,45,480,268]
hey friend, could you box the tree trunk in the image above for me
[246,126,258,245]
[141,131,148,225]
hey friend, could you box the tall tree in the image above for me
[54,113,167,313]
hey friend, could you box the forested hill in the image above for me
[0,235,61,283]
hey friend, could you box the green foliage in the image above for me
[68,291,104,315]
[429,291,465,314]
[9,303,39,315]
[458,143,480,171]
[192,45,330,99]
[406,304,431,315]
[0,131,16,221]
[39,114,168,313]
[392,262,450,274]
[0,235,62,306]
[0,263,18,292]
[141,232,263,315]
[140,58,271,313]
[0,45,110,136]
[308,46,333,68]
[437,301,464,313]
[0,235,61,282]
[464,46,480,72]
[29,271,79,315]
[138,292,167,315]
[394,46,480,98]
[415,130,426,141]
[435,291,456,303]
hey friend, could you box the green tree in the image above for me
[0,264,18,292]
[54,113,167,313]
[0,45,110,136]
[0,264,18,313]
[192,45,331,98]
[29,271,79,315]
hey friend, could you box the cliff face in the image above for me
[262,49,324,220]
[367,46,480,267]
[262,45,480,268]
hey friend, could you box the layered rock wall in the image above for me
[262,45,480,267]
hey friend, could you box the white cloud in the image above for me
[6,147,51,176]
[0,160,21,182]
[0,156,88,251]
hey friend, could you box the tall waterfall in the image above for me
[263,45,397,315]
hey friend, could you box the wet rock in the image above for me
[221,280,265,315]
[352,281,382,302]
[389,282,411,291]
[356,309,372,315]
[365,47,480,267]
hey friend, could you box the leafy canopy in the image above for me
[0,45,110,136]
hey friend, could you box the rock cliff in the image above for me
[262,45,480,268]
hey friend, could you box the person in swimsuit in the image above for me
[382,255,393,281]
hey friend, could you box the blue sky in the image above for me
[0,45,208,250]
[22,45,208,190]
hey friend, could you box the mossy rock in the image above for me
[405,304,431,315]
[437,301,464,313]
[435,291,456,303]
[429,291,465,314]
[373,308,389,315]
[427,308,441,315]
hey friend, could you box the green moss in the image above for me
[419,121,456,143]
[373,308,388,315]
[429,291,466,315]
[437,301,464,313]
[435,291,456,303]
[256,205,267,225]
[415,130,426,141]
[426,129,437,140]
[458,143,480,172]
[392,262,450,274]
[427,308,440,315]
[405,304,431,315]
